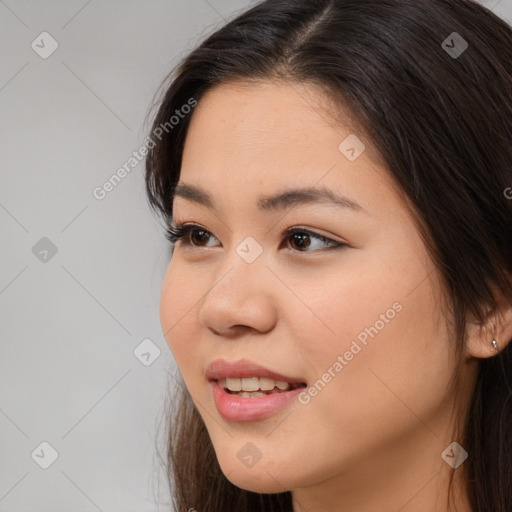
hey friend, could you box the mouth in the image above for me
[216,376,306,397]
[205,359,307,422]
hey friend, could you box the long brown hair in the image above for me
[145,1,512,510]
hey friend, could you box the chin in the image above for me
[216,454,293,493]
[225,470,290,494]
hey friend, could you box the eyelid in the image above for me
[283,226,344,249]
[166,222,218,246]
[285,226,345,244]
[167,221,345,252]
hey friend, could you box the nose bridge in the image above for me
[234,234,265,266]
[197,242,277,335]
[207,241,268,304]
[215,232,268,288]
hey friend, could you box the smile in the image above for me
[218,376,305,396]
[210,380,306,422]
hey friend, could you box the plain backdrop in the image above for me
[1,1,510,511]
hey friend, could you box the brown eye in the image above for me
[189,229,211,246]
[168,223,344,253]
[166,223,219,247]
[284,228,343,252]
[288,232,312,251]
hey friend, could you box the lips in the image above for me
[205,358,306,384]
[206,358,307,422]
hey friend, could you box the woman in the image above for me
[145,0,512,510]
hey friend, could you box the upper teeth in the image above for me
[219,377,291,392]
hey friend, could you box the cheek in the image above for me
[291,245,453,431]
[159,263,202,372]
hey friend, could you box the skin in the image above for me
[159,80,510,512]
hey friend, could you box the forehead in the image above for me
[184,80,359,154]
[178,80,404,218]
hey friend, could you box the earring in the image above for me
[492,339,499,351]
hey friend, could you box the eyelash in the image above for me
[165,222,345,253]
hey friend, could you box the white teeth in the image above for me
[238,391,267,398]
[241,377,259,391]
[226,377,241,391]
[259,377,275,391]
[219,376,293,392]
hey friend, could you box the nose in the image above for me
[197,259,278,338]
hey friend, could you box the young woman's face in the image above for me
[160,80,465,506]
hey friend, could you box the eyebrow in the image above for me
[172,182,367,214]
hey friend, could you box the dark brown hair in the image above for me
[144,1,512,510]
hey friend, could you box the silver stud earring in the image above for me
[492,339,499,351]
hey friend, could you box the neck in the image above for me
[292,415,473,512]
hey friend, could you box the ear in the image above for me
[464,282,512,359]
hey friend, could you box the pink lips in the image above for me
[205,358,305,383]
[206,358,306,422]
[210,381,305,422]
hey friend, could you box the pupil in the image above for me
[192,230,208,245]
[292,233,310,250]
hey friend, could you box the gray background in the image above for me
[1,1,510,511]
